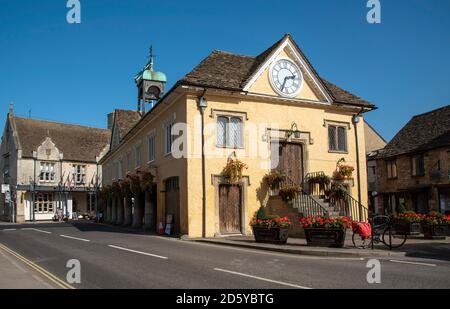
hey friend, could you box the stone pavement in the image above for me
[0,244,59,289]
[191,232,450,260]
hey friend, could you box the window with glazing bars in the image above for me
[412,155,425,176]
[72,165,86,184]
[386,159,397,179]
[148,134,155,162]
[217,116,243,148]
[34,193,54,214]
[39,162,55,182]
[328,125,347,152]
[165,123,174,154]
[135,144,141,168]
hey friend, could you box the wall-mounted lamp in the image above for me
[198,97,208,110]
[285,122,301,140]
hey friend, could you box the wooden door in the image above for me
[278,143,303,185]
[165,177,180,235]
[219,185,242,234]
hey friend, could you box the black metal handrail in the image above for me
[296,190,329,218]
[330,191,369,222]
[280,175,329,218]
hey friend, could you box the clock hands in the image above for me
[281,77,288,92]
[281,74,297,92]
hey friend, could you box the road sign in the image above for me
[1,184,10,193]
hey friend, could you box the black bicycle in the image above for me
[352,215,408,249]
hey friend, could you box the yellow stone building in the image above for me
[100,34,375,238]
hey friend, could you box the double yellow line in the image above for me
[0,243,74,289]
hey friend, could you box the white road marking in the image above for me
[214,268,312,289]
[108,245,168,260]
[389,260,437,267]
[60,235,90,242]
[22,228,52,234]
[2,229,17,231]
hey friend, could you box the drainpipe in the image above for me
[198,94,208,238]
[352,108,364,221]
[59,153,63,216]
[95,157,99,214]
[32,151,37,222]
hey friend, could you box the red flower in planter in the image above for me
[300,215,352,229]
[251,214,292,228]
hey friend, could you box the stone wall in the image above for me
[376,146,450,212]
[266,196,305,238]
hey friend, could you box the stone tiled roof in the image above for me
[180,34,374,108]
[377,105,450,158]
[113,109,141,140]
[13,117,110,163]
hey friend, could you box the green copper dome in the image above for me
[142,70,167,82]
[134,46,167,85]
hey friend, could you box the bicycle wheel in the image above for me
[382,226,407,249]
[352,231,372,249]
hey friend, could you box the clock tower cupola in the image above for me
[134,46,167,113]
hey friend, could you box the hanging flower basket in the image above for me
[120,179,132,198]
[100,185,112,200]
[263,170,285,196]
[140,170,154,193]
[128,173,142,194]
[222,158,248,184]
[333,158,354,180]
[307,174,331,198]
[279,185,301,203]
[111,181,122,199]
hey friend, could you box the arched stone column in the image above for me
[111,197,117,224]
[105,197,112,223]
[132,191,144,228]
[144,189,156,231]
[123,196,132,226]
[116,196,124,225]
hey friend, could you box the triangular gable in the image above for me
[243,35,334,103]
[110,114,121,150]
[36,137,62,161]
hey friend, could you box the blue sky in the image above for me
[0,0,449,141]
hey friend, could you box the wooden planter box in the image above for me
[422,224,447,240]
[252,227,289,244]
[394,221,422,235]
[304,228,346,248]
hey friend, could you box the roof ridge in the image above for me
[115,109,140,113]
[13,116,110,132]
[211,49,255,58]
[412,104,450,118]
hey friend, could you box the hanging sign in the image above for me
[1,184,10,193]
[5,191,11,203]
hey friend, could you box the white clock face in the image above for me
[270,59,302,97]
